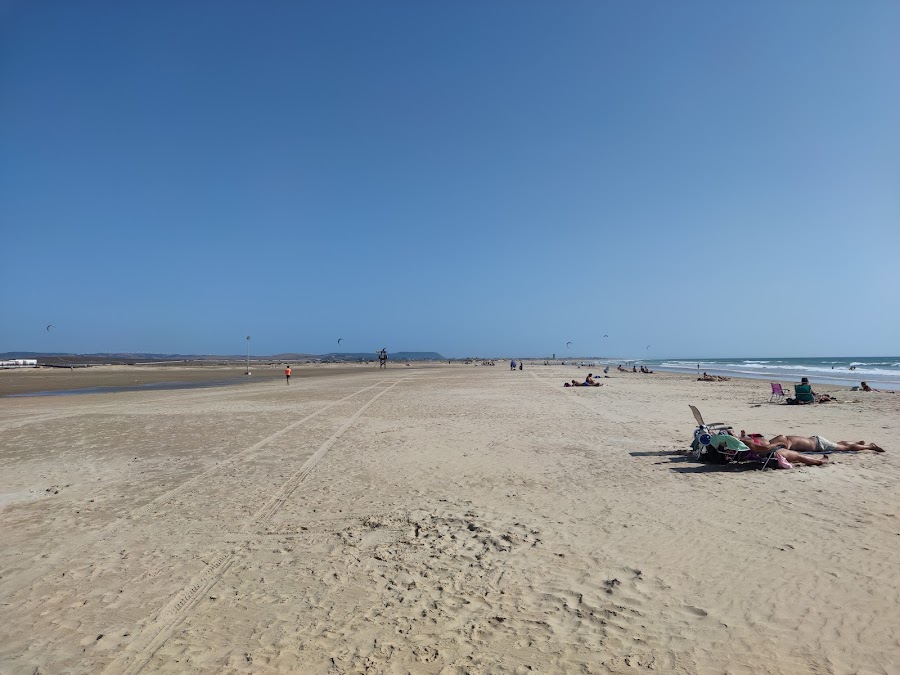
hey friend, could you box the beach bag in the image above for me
[703,445,727,464]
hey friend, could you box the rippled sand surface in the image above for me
[1,365,897,673]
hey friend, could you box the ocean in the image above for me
[633,356,900,391]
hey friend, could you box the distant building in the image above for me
[0,359,38,368]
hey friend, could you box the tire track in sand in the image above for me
[102,378,410,674]
[131,380,389,518]
[105,551,237,675]
[0,380,387,601]
[245,379,405,532]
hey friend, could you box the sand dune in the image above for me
[1,365,897,673]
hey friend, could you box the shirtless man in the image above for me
[766,434,884,454]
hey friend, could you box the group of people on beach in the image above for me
[689,368,891,467]
[564,373,603,387]
[616,364,653,373]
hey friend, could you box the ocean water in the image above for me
[635,357,900,391]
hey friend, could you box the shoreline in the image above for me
[3,361,895,398]
[520,359,900,392]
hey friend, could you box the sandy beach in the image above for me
[1,364,898,674]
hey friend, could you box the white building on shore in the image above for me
[0,359,38,368]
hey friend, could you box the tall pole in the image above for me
[246,335,251,375]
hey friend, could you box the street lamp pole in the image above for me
[246,335,251,375]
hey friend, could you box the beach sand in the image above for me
[1,364,898,673]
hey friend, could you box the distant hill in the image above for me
[275,352,445,362]
[389,352,445,361]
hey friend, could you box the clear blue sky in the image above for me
[2,1,898,358]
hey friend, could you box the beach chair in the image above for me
[689,405,734,459]
[689,405,732,434]
[794,384,815,404]
[689,413,779,469]
[769,383,786,402]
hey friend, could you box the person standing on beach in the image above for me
[510,359,517,371]
[379,349,388,369]
[285,365,291,384]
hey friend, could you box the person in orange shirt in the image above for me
[285,365,292,385]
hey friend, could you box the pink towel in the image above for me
[776,454,793,470]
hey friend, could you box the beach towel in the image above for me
[712,434,749,453]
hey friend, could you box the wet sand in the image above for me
[0,363,403,397]
[1,365,897,673]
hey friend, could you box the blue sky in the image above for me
[2,1,898,359]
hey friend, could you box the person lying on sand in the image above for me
[564,376,602,387]
[858,381,893,393]
[768,434,883,454]
[698,372,730,382]
[740,431,884,455]
[736,436,831,468]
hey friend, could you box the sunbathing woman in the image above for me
[739,436,830,467]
